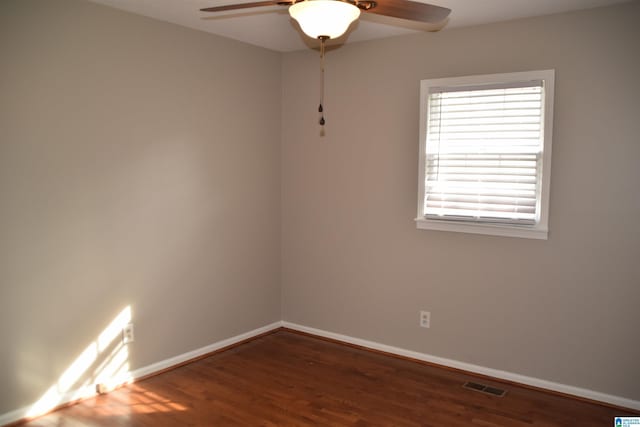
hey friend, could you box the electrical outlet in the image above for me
[420,311,430,328]
[123,323,134,344]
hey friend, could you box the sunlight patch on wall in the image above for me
[26,306,133,418]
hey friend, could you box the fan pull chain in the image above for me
[318,36,328,126]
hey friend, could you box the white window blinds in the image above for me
[424,81,546,225]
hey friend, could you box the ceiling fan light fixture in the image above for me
[289,0,361,39]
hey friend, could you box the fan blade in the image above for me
[365,0,450,23]
[201,1,286,12]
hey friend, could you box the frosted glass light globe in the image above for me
[289,0,361,39]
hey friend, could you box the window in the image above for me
[416,70,555,239]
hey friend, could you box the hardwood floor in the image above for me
[17,330,637,426]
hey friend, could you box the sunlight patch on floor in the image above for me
[92,385,188,416]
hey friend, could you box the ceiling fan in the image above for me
[201,0,451,125]
[201,0,451,39]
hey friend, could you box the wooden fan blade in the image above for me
[201,1,287,12]
[365,0,450,23]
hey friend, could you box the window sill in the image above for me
[415,217,548,240]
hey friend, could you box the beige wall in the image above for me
[281,2,640,400]
[0,0,281,414]
[1,0,639,418]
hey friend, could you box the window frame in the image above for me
[416,70,555,240]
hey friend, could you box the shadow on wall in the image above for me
[26,306,137,418]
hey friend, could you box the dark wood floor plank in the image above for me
[15,330,638,426]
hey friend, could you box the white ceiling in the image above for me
[89,0,631,52]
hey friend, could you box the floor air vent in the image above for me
[462,381,507,397]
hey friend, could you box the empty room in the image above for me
[1,0,639,425]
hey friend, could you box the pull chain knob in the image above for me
[318,36,328,127]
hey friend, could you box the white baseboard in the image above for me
[0,322,282,427]
[3,319,637,427]
[282,321,640,411]
[129,321,282,380]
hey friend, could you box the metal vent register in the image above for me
[462,381,507,397]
